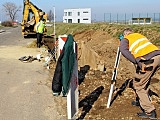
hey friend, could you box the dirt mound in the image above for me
[75,30,119,69]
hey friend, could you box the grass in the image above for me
[45,22,160,46]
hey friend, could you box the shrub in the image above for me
[1,21,13,27]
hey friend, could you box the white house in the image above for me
[63,8,91,23]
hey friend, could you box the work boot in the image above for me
[131,97,140,106]
[137,110,157,119]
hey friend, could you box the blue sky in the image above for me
[1,0,160,22]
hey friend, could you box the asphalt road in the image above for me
[0,26,66,120]
[0,26,28,45]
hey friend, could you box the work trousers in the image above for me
[133,55,160,113]
[37,33,43,48]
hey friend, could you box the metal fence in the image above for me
[104,13,160,24]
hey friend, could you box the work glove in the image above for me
[119,34,124,41]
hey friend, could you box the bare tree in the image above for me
[47,10,54,22]
[2,2,21,22]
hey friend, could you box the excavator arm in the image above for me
[21,0,47,37]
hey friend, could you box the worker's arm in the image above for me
[119,38,137,64]
[35,22,40,32]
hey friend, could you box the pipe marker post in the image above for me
[107,46,121,108]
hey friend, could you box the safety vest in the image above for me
[37,21,45,33]
[124,33,158,58]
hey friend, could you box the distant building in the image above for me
[63,8,91,23]
[129,17,152,25]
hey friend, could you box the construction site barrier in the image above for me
[57,34,67,59]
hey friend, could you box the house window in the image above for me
[83,18,89,20]
[68,19,72,23]
[64,12,67,16]
[83,11,88,13]
[68,12,72,16]
[78,12,80,16]
[78,19,80,23]
[64,19,67,23]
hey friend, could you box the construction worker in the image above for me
[35,18,46,48]
[119,28,160,119]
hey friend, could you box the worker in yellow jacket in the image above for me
[119,28,160,119]
[35,19,46,48]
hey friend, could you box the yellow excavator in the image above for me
[21,0,47,37]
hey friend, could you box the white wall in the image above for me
[63,8,91,23]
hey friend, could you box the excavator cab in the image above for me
[21,0,47,38]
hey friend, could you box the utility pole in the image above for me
[53,6,57,61]
[53,6,56,42]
